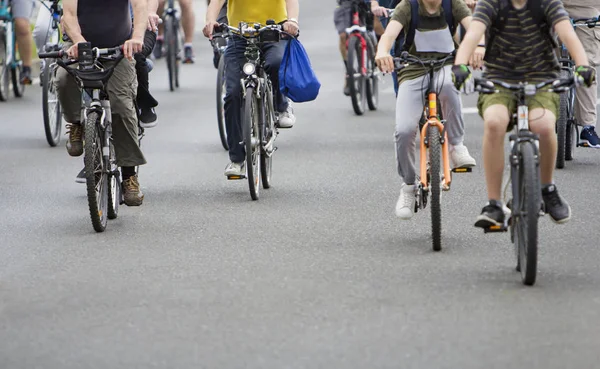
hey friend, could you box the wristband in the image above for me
[288,18,298,24]
[477,44,486,48]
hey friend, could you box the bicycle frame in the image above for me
[345,4,368,76]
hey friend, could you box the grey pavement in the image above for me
[2,1,600,368]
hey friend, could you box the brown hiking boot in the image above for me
[122,175,144,206]
[66,123,83,157]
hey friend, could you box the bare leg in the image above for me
[179,0,195,44]
[529,108,557,185]
[15,18,32,67]
[482,104,511,201]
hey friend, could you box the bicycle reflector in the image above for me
[243,63,256,76]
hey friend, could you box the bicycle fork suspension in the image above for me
[420,93,451,190]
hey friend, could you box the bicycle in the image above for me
[393,51,468,252]
[163,0,183,91]
[39,43,126,233]
[344,0,382,115]
[218,21,287,201]
[555,16,599,168]
[0,0,26,101]
[211,29,229,150]
[474,76,576,286]
[39,0,62,147]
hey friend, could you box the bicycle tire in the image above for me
[243,87,260,200]
[11,64,24,97]
[84,112,109,232]
[260,81,274,189]
[42,61,62,146]
[174,19,180,88]
[347,36,366,116]
[216,54,228,150]
[165,16,176,92]
[514,142,539,286]
[556,70,569,169]
[107,141,120,220]
[0,31,9,101]
[565,118,577,161]
[428,125,442,252]
[365,35,378,111]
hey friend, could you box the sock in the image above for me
[184,42,193,48]
[122,166,136,181]
[157,35,164,41]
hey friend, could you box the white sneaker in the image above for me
[450,144,476,169]
[277,104,295,129]
[395,184,416,220]
[224,161,245,177]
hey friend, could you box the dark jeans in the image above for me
[224,36,289,163]
[135,30,158,110]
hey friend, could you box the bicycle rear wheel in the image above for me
[165,16,177,92]
[243,87,260,200]
[0,31,9,101]
[216,54,228,150]
[565,120,577,161]
[428,125,442,252]
[365,35,378,111]
[84,112,109,232]
[347,36,366,116]
[555,70,569,169]
[11,64,24,97]
[513,142,540,286]
[42,61,62,146]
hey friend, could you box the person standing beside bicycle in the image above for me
[57,0,148,206]
[374,0,479,219]
[452,0,596,227]
[563,0,600,147]
[203,0,298,178]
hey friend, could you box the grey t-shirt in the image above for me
[77,0,132,48]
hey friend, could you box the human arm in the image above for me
[283,0,300,35]
[62,0,85,58]
[125,0,147,59]
[375,20,403,73]
[371,0,389,18]
[454,19,486,65]
[147,0,160,31]
[459,16,486,69]
[203,0,227,38]
[554,19,588,66]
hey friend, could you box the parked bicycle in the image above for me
[218,21,288,201]
[394,51,468,252]
[344,0,384,115]
[474,76,576,286]
[0,0,26,101]
[39,0,63,147]
[163,0,183,91]
[39,43,126,233]
[211,29,229,150]
[555,16,599,168]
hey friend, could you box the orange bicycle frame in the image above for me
[419,92,451,189]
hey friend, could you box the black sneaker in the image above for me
[20,66,32,85]
[579,126,600,148]
[139,107,157,128]
[183,45,195,64]
[75,168,85,183]
[474,200,505,228]
[542,184,571,223]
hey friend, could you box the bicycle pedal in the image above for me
[483,224,508,233]
[452,167,473,173]
[227,175,246,180]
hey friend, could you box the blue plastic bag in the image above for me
[279,38,321,103]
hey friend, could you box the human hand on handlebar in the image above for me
[203,21,220,39]
[371,5,389,17]
[575,65,596,87]
[66,38,86,59]
[283,20,299,36]
[124,36,143,60]
[469,46,485,70]
[451,64,474,94]
[375,52,394,74]
[148,12,161,32]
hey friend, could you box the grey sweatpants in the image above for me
[574,26,600,127]
[395,65,465,185]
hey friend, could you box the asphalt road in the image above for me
[1,1,600,368]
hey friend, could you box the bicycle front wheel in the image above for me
[107,141,121,220]
[216,54,228,150]
[513,142,540,286]
[42,61,62,146]
[0,31,9,101]
[11,64,24,97]
[84,112,109,232]
[243,87,260,200]
[428,125,442,252]
[165,16,177,92]
[556,70,569,169]
[365,35,378,111]
[260,83,274,189]
[347,36,366,116]
[565,120,577,161]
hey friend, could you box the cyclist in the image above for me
[203,0,298,178]
[8,0,34,84]
[375,0,480,219]
[452,0,596,227]
[154,0,195,63]
[563,0,600,147]
[58,0,147,206]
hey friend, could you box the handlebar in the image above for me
[572,16,599,27]
[216,22,283,36]
[393,51,455,71]
[474,77,578,95]
[38,45,123,60]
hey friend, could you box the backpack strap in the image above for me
[403,0,419,51]
[442,0,455,37]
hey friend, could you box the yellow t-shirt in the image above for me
[227,0,288,28]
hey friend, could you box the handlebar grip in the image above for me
[38,50,64,59]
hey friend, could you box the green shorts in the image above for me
[477,87,560,131]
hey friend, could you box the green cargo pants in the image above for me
[55,42,147,167]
